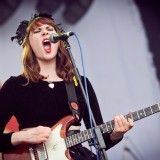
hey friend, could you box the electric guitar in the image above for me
[2,103,160,160]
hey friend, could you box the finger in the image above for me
[114,115,126,132]
[42,138,48,142]
[121,117,133,132]
[119,115,130,131]
[116,115,126,130]
[128,118,134,128]
[41,132,51,138]
[33,137,48,144]
[114,115,120,130]
[37,126,51,134]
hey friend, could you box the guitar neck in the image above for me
[125,103,160,122]
[101,103,160,134]
[65,103,160,148]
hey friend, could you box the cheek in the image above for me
[29,37,41,54]
[29,40,35,50]
[29,36,35,50]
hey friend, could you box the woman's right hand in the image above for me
[11,126,52,146]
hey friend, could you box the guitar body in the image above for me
[2,115,76,160]
[2,144,32,160]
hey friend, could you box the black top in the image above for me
[0,75,122,151]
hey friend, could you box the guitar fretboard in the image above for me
[65,103,160,148]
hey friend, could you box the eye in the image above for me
[47,27,55,31]
[48,28,53,31]
[33,29,40,33]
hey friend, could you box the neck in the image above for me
[38,60,62,81]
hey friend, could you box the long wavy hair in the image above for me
[21,17,74,84]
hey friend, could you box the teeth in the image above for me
[44,39,50,42]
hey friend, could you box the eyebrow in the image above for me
[35,25,53,30]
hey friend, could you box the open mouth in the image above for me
[42,38,51,53]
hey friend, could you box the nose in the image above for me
[42,31,49,36]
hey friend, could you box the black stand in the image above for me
[64,39,109,160]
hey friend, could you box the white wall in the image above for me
[0,0,160,159]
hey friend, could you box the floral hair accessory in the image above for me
[11,13,62,46]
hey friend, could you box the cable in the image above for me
[73,33,101,160]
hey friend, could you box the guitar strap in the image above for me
[65,80,97,159]
[65,80,81,121]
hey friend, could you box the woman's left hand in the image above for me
[110,114,134,141]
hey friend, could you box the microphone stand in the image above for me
[64,39,109,160]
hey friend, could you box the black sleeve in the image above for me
[81,77,122,150]
[0,77,17,152]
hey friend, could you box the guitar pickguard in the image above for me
[44,124,68,160]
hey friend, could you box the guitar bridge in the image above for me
[29,143,48,160]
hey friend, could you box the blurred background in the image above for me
[0,0,160,159]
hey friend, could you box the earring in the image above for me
[58,51,61,57]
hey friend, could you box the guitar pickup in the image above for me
[29,143,48,160]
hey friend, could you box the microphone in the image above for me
[49,31,74,43]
